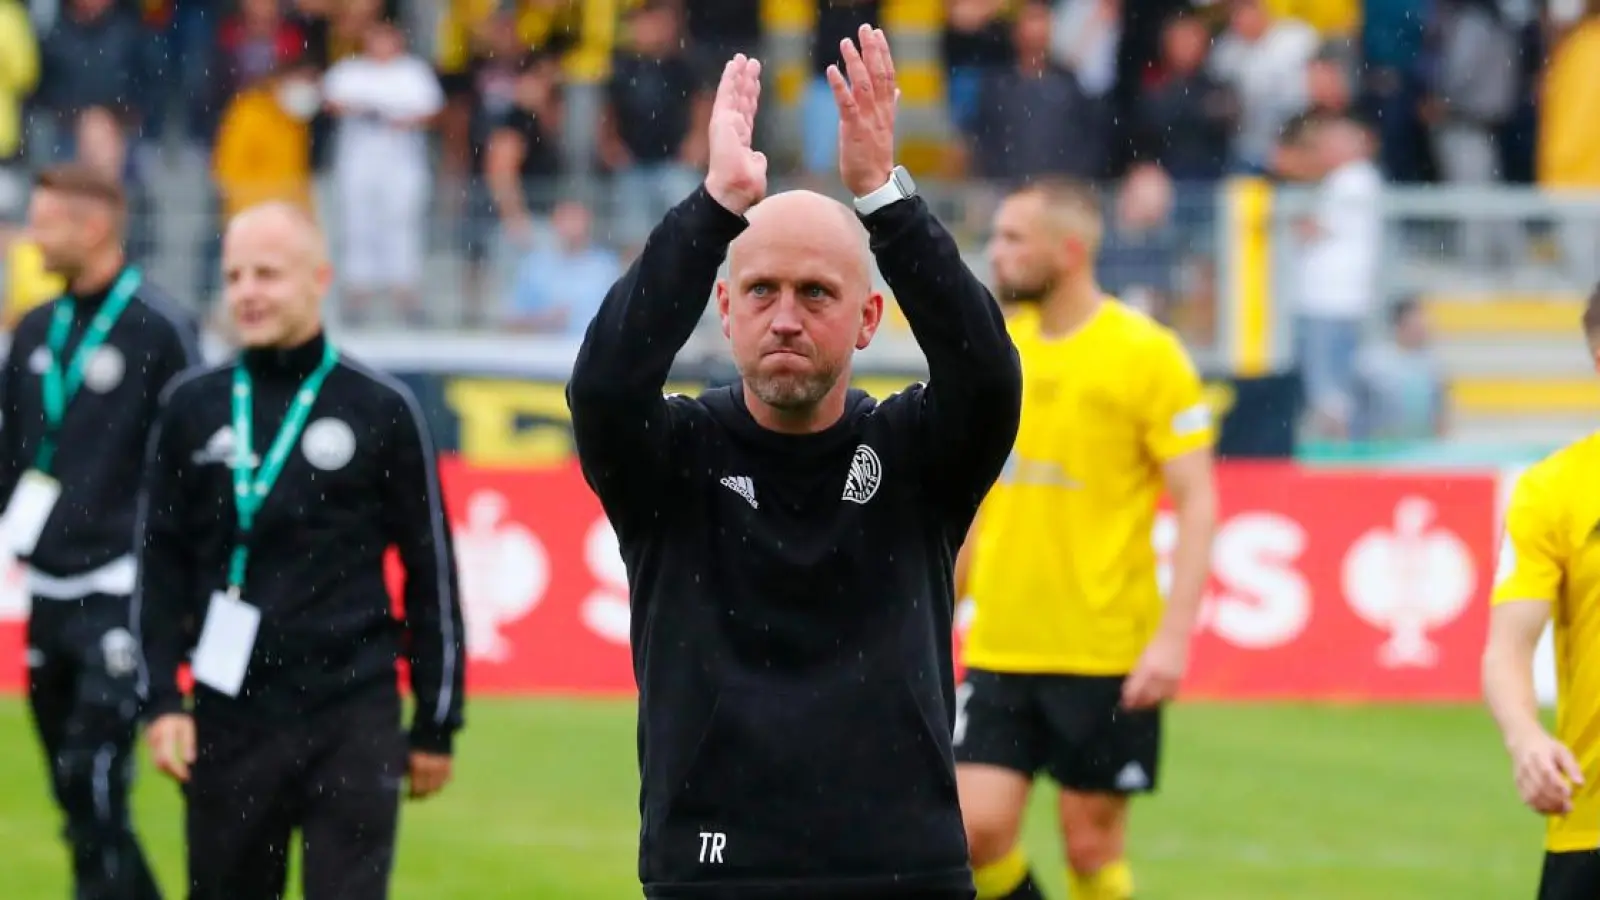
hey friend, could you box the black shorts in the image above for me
[1540,849,1600,899]
[952,668,1162,795]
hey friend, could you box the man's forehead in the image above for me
[224,213,324,262]
[732,208,869,284]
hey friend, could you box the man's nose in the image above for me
[769,293,804,335]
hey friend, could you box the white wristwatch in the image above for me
[853,166,917,216]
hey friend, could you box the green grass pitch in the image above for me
[0,698,1547,898]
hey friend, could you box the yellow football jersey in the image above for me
[1493,432,1600,852]
[963,300,1214,675]
[5,239,63,328]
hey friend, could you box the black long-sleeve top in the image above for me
[567,184,1022,898]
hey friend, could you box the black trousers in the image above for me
[1540,849,1600,900]
[26,592,162,900]
[186,691,407,900]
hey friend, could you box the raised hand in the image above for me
[704,54,767,216]
[827,24,900,198]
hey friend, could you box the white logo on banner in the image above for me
[1154,510,1311,650]
[580,517,632,645]
[1343,496,1476,669]
[453,491,547,662]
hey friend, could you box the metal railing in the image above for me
[3,169,1234,373]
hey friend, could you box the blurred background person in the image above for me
[1357,0,1432,183]
[483,51,563,250]
[964,0,1109,189]
[1098,163,1180,324]
[799,0,882,182]
[942,0,1015,151]
[323,18,444,326]
[0,0,36,214]
[0,0,39,322]
[206,60,319,309]
[1209,0,1319,175]
[206,0,307,153]
[1350,296,1449,443]
[598,0,709,256]
[1294,113,1383,440]
[449,14,537,324]
[502,199,616,336]
[1136,11,1236,184]
[32,0,152,162]
[1049,0,1120,103]
[74,106,155,267]
[1422,0,1521,269]
[1539,0,1600,285]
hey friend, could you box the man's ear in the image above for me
[716,279,732,339]
[313,259,335,297]
[857,291,884,350]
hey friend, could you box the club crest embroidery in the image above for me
[842,444,882,505]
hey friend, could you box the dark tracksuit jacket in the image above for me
[135,332,466,754]
[567,184,1023,899]
[0,273,201,585]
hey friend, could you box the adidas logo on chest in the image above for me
[717,443,884,512]
[720,475,758,509]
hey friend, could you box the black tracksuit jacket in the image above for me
[567,184,1023,899]
[135,333,466,753]
[0,273,201,579]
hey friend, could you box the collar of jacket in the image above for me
[241,330,328,379]
[64,277,116,312]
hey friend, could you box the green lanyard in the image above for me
[36,267,143,473]
[227,341,340,595]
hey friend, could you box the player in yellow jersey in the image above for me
[952,179,1218,900]
[1484,289,1600,899]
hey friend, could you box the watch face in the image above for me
[892,167,916,197]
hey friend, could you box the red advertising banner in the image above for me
[1167,463,1496,701]
[0,461,1500,701]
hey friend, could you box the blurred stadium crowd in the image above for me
[0,0,1595,445]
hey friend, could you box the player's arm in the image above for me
[1125,331,1217,709]
[566,59,756,530]
[1148,332,1217,643]
[380,387,466,761]
[862,193,1021,516]
[830,28,1021,518]
[1484,600,1554,756]
[1158,448,1216,641]
[132,384,196,724]
[565,185,742,524]
[1483,467,1585,814]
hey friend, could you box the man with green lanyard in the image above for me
[0,163,200,899]
[136,200,465,900]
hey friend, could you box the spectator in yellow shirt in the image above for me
[1264,0,1358,36]
[0,0,38,163]
[213,63,318,220]
[4,233,64,328]
[1540,0,1600,191]
[202,62,318,304]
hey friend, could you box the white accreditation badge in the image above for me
[3,469,62,555]
[190,588,261,698]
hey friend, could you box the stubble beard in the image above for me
[743,360,842,413]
